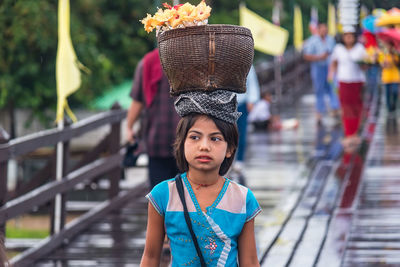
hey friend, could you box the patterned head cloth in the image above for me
[174,90,241,124]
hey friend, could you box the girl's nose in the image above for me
[199,138,211,151]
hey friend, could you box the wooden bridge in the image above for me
[2,57,399,266]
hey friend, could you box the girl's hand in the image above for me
[328,60,337,84]
[126,127,135,144]
[327,71,334,83]
[238,219,260,267]
[140,203,165,267]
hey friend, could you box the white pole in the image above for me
[54,119,64,234]
[272,0,283,101]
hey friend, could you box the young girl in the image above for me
[140,91,261,266]
[328,26,367,151]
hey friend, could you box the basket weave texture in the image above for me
[157,24,254,96]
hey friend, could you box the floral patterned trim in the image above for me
[203,212,231,266]
[246,206,262,222]
[145,194,163,216]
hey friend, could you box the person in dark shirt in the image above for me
[126,48,180,188]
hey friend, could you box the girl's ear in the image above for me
[226,147,233,158]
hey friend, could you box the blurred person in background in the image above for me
[232,65,260,173]
[248,90,272,131]
[361,30,380,105]
[378,40,400,118]
[303,23,340,125]
[126,48,180,189]
[328,26,367,152]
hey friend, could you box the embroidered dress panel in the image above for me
[145,172,261,266]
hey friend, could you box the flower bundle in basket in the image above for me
[141,1,254,96]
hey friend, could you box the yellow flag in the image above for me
[328,3,336,36]
[294,5,303,51]
[240,5,288,56]
[56,0,81,122]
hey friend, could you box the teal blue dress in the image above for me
[146,172,261,266]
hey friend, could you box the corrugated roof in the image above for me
[91,80,132,110]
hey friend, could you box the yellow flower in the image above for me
[169,12,183,28]
[162,8,177,25]
[141,14,155,33]
[154,8,174,24]
[140,0,211,33]
[177,3,195,22]
[193,0,211,21]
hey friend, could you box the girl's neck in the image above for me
[186,169,221,186]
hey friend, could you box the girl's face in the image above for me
[184,115,232,174]
[343,33,356,47]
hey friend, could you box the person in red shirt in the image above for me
[126,49,180,188]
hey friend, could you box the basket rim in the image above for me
[157,24,253,43]
[169,86,247,96]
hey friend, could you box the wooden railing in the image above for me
[0,57,311,266]
[0,103,137,266]
[256,50,311,105]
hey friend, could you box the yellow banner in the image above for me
[294,5,303,51]
[240,5,288,56]
[56,0,81,122]
[328,3,336,36]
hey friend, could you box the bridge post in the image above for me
[274,57,282,102]
[50,119,70,234]
[294,52,301,97]
[109,103,122,199]
[0,127,10,235]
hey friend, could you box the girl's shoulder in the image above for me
[225,178,256,200]
[225,179,261,221]
[334,43,345,48]
[226,178,248,190]
[147,177,178,216]
[332,43,345,55]
[149,177,178,197]
[354,42,366,51]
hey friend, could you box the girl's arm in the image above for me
[140,203,165,267]
[238,219,260,267]
[328,60,338,83]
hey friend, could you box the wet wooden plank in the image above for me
[340,99,400,267]
[29,92,376,267]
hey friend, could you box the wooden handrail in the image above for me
[0,152,122,224]
[0,103,126,265]
[0,109,126,163]
[0,127,9,233]
[10,182,147,267]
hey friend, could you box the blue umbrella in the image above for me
[362,15,377,33]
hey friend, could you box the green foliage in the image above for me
[0,0,392,125]
[0,0,154,124]
[6,226,49,239]
[0,0,329,124]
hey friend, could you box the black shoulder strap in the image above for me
[175,174,206,267]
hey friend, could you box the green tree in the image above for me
[0,0,155,130]
[1,0,394,133]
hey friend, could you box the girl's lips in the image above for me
[196,155,212,159]
[196,155,212,162]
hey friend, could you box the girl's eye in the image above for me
[189,135,199,140]
[211,136,223,142]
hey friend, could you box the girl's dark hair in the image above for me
[340,32,358,46]
[174,113,238,175]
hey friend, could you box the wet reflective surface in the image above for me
[341,114,400,267]
[31,93,400,267]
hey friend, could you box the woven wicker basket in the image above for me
[157,24,254,96]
